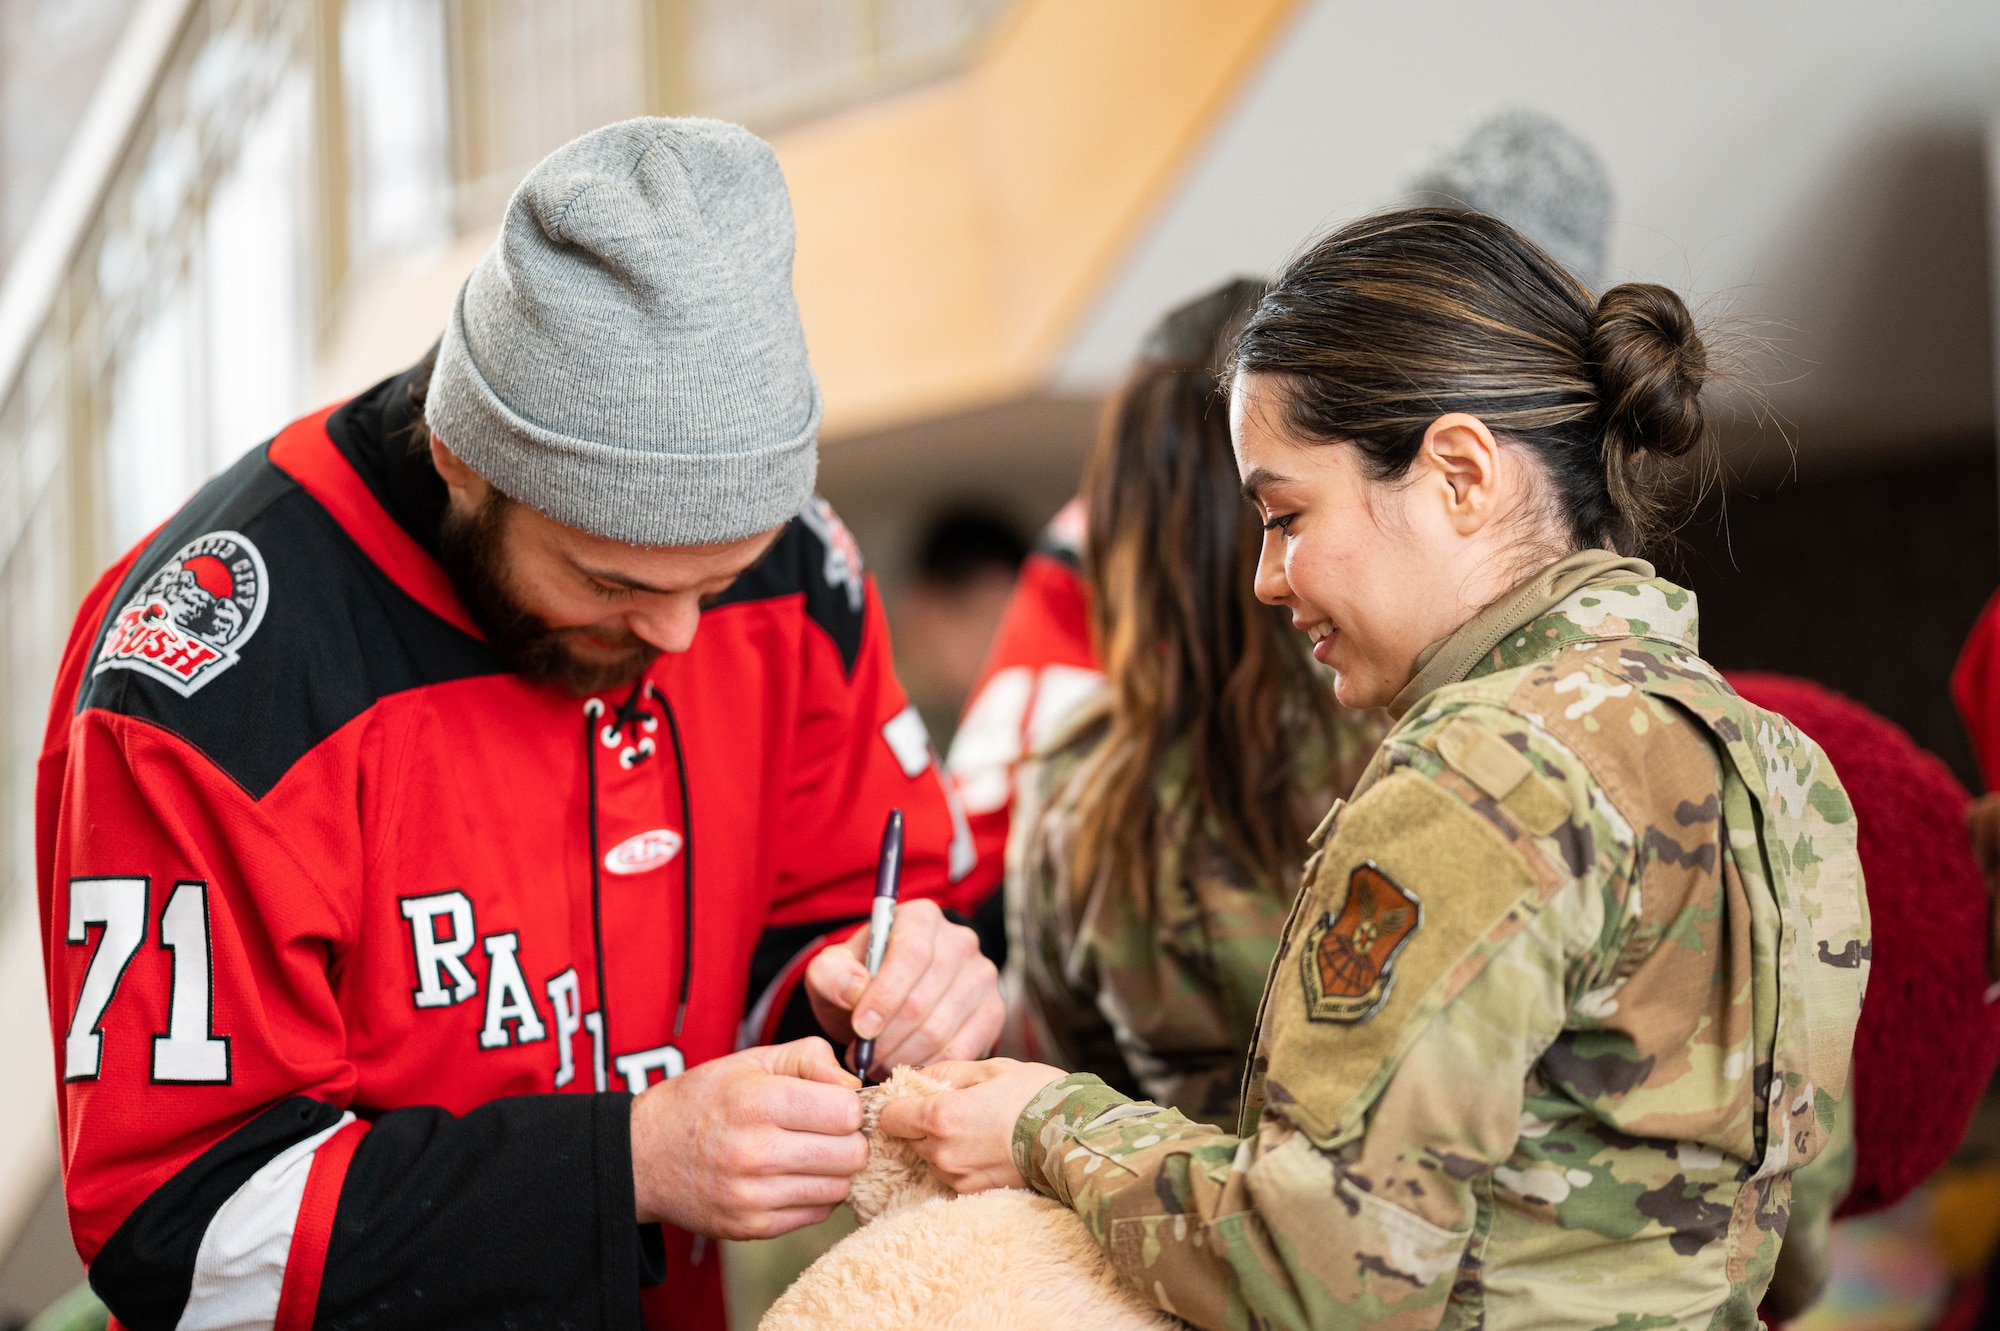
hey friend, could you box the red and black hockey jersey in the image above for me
[37,362,979,1330]
[945,499,1102,891]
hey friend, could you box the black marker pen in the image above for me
[851,808,903,1083]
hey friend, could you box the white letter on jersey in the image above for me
[64,877,148,1080]
[583,1011,608,1092]
[612,1044,686,1093]
[478,933,547,1049]
[400,892,478,1008]
[546,968,582,1088]
[152,882,231,1083]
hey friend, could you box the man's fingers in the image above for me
[935,994,1007,1064]
[735,1169,856,1211]
[761,1036,861,1089]
[758,1076,866,1140]
[870,955,995,1070]
[863,944,958,1067]
[849,900,943,1041]
[718,1120,867,1180]
[806,945,872,1014]
[732,1204,843,1242]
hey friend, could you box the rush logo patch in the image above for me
[603,828,683,876]
[94,531,269,697]
[799,498,865,614]
[1303,862,1422,1023]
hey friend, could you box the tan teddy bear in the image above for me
[759,1067,1180,1330]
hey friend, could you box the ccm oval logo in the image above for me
[603,828,684,876]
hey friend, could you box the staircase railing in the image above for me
[0,0,318,1257]
[0,0,1013,1264]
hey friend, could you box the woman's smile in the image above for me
[1301,619,1337,663]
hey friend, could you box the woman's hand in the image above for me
[876,1058,1068,1193]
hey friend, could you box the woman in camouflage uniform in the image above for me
[885,210,1869,1330]
[1006,280,1382,1130]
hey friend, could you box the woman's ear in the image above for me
[1418,413,1504,537]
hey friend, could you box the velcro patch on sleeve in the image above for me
[1307,797,1346,849]
[1429,716,1568,836]
[1256,769,1538,1148]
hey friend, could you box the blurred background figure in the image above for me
[1001,278,1382,1128]
[1406,106,1614,291]
[889,505,1027,750]
[948,108,1618,957]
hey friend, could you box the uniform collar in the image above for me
[1386,549,1698,720]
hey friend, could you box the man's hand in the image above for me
[1969,793,2000,990]
[876,1058,1067,1194]
[804,898,1003,1075]
[630,1037,866,1239]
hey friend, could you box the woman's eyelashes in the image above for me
[1260,512,1298,534]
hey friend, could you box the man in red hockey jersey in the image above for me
[39,118,996,1330]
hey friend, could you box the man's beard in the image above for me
[437,492,658,697]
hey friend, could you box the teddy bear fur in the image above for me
[758,1067,1180,1330]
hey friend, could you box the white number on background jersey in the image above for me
[63,877,231,1083]
[153,882,231,1082]
[64,878,147,1080]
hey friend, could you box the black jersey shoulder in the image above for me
[323,355,449,553]
[709,498,868,675]
[76,443,501,799]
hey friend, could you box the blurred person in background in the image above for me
[886,209,1869,1328]
[891,506,1028,751]
[37,119,996,1331]
[947,106,1617,960]
[1003,279,1383,1129]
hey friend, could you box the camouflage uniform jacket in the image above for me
[1004,693,1383,1127]
[1009,568,1870,1331]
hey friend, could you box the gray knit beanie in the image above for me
[1406,108,1614,291]
[426,117,821,546]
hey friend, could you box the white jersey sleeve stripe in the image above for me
[178,1111,356,1331]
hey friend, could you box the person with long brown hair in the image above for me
[1004,280,1382,1128]
[887,209,1869,1328]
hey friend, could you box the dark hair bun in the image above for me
[1588,283,1709,460]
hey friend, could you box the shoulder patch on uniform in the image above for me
[1428,715,1569,837]
[77,446,501,798]
[93,531,269,696]
[796,498,866,615]
[1430,717,1530,798]
[1303,862,1421,1022]
[710,499,867,675]
[1255,769,1541,1148]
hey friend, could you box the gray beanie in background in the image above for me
[426,117,822,547]
[1406,108,1614,292]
